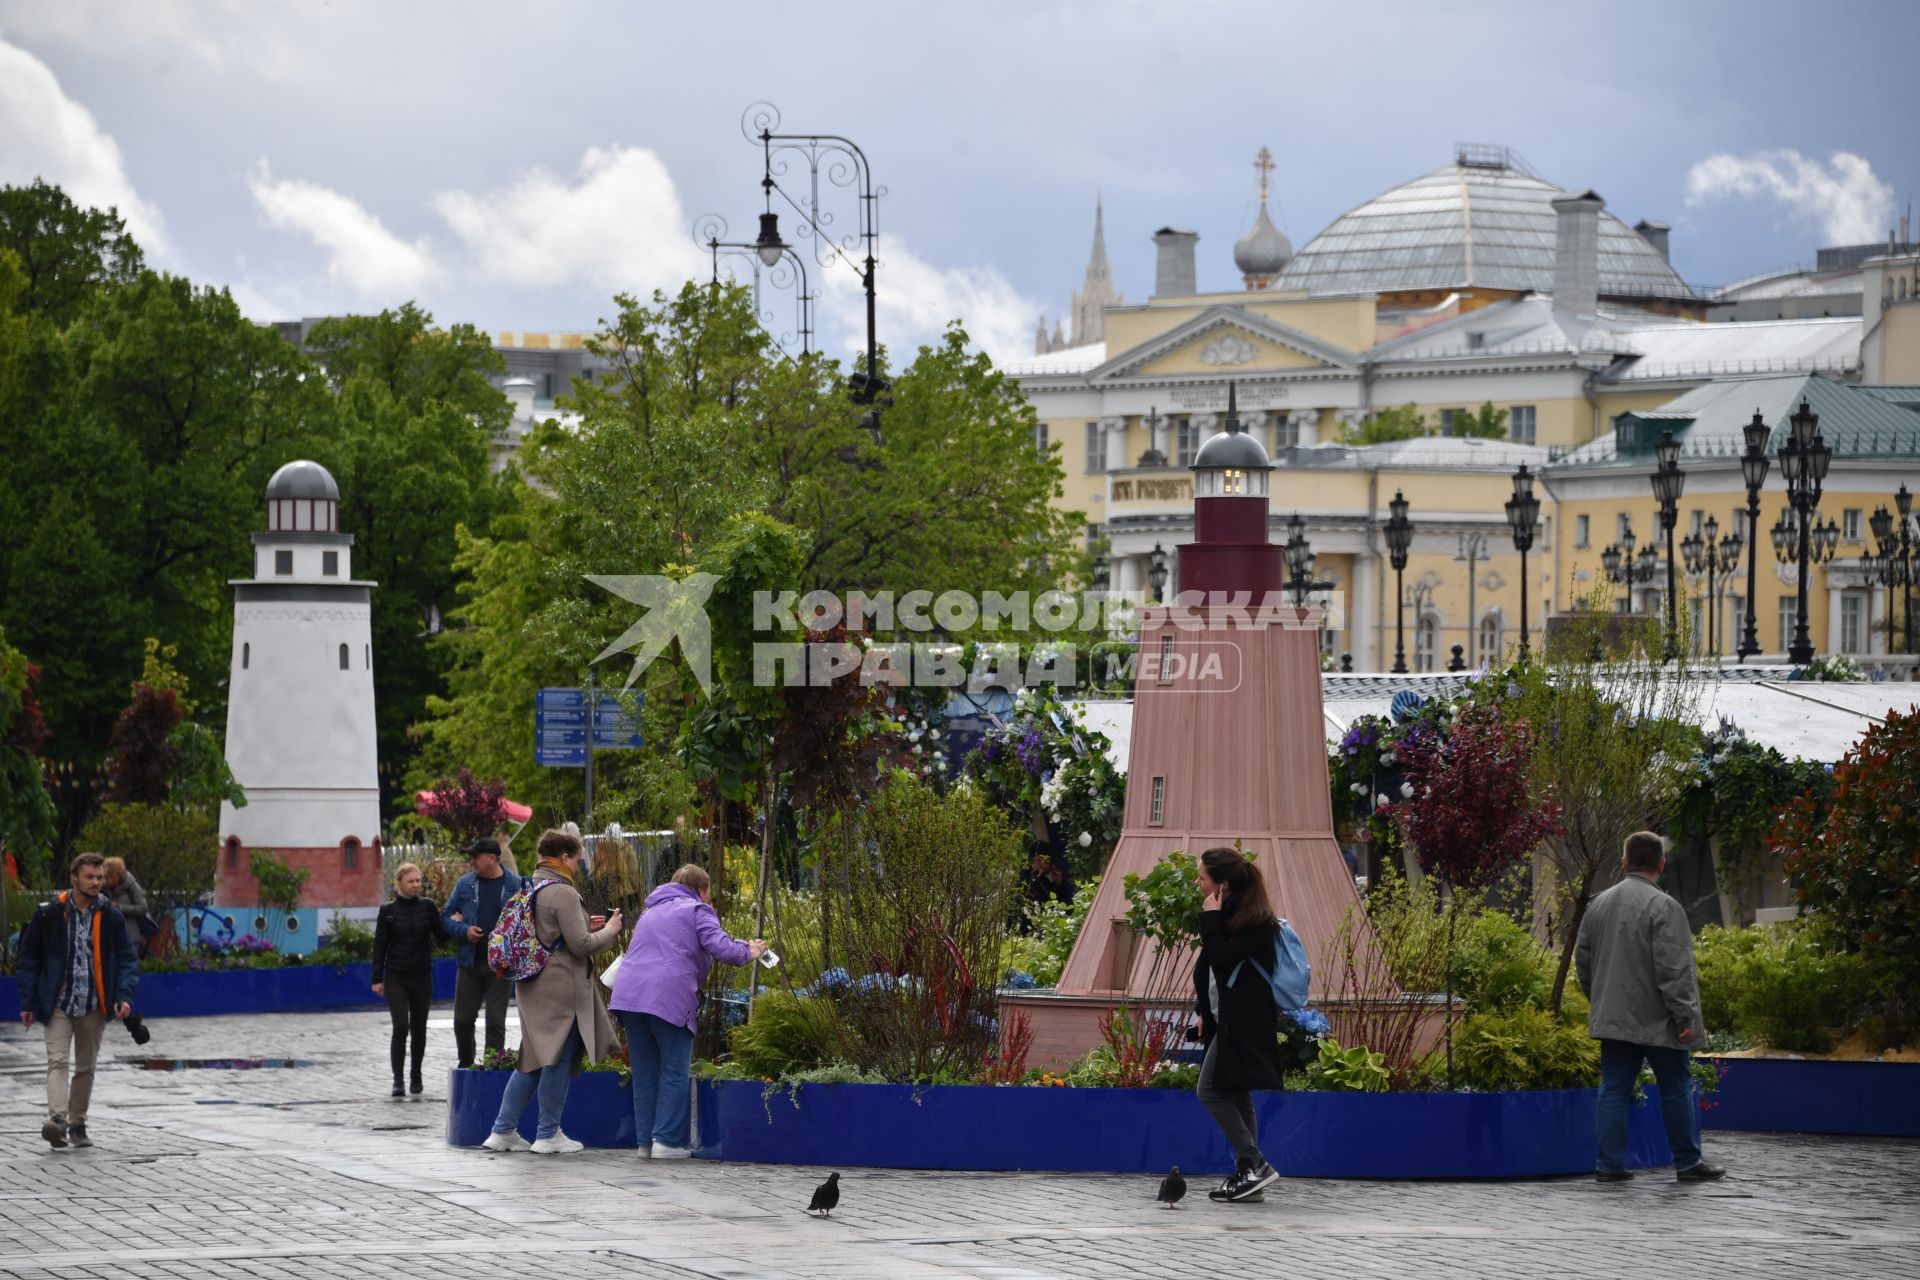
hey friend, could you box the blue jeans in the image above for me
[1596,1039,1701,1173]
[491,1025,582,1141]
[620,1010,695,1148]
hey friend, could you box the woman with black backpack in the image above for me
[371,862,449,1098]
[1191,845,1286,1204]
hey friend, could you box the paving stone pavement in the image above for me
[2,1005,1917,1279]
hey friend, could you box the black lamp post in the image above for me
[1737,411,1771,659]
[1504,466,1540,661]
[1775,399,1834,665]
[1384,490,1413,674]
[1602,521,1657,614]
[1284,512,1333,609]
[693,214,815,354]
[1147,543,1169,604]
[1681,514,1742,656]
[1867,486,1916,654]
[1651,431,1686,661]
[744,102,889,441]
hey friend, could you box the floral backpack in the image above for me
[487,879,562,981]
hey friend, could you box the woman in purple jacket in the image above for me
[608,864,766,1158]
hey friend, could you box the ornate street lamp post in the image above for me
[1602,521,1657,614]
[1651,431,1686,662]
[743,102,889,441]
[1148,543,1169,604]
[1504,466,1540,661]
[1682,514,1743,656]
[693,214,815,354]
[1384,490,1413,674]
[1867,486,1917,654]
[1775,399,1834,665]
[1283,512,1333,609]
[1737,411,1771,659]
[1455,531,1487,665]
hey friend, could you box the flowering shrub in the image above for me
[1276,1007,1331,1071]
[964,689,1124,879]
[1675,721,1832,900]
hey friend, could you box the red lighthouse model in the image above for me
[1016,387,1364,1062]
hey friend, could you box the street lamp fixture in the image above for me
[1864,485,1917,653]
[1455,531,1488,666]
[1680,513,1741,656]
[1283,512,1333,609]
[1775,398,1833,665]
[1504,465,1539,661]
[1737,410,1771,659]
[1650,431,1686,661]
[1602,520,1658,614]
[1384,490,1414,674]
[1147,543,1170,604]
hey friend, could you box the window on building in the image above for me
[1159,634,1175,682]
[1843,509,1863,543]
[224,837,241,871]
[1272,413,1299,450]
[1086,523,1102,552]
[1479,614,1502,663]
[241,643,250,670]
[338,643,350,671]
[1150,776,1165,826]
[1034,422,1049,456]
[1688,598,1705,654]
[1778,597,1799,653]
[275,549,293,575]
[1510,405,1537,444]
[365,644,371,669]
[342,838,359,872]
[1575,514,1590,548]
[1841,592,1866,653]
[1415,615,1439,672]
[1617,513,1631,543]
[322,550,339,576]
[1439,409,1458,436]
[1085,422,1104,474]
[1175,417,1198,467]
[1689,510,1703,538]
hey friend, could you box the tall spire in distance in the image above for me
[1070,194,1124,347]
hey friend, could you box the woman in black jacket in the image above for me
[1192,846,1286,1203]
[371,863,447,1097]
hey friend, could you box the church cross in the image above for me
[1254,146,1275,206]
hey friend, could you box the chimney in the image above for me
[1551,190,1604,320]
[1152,227,1199,297]
[502,375,536,420]
[1633,218,1671,262]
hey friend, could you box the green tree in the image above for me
[1448,402,1509,439]
[0,180,144,326]
[0,626,56,882]
[1343,403,1428,445]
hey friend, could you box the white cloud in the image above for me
[818,235,1043,368]
[1685,150,1895,246]
[433,146,705,294]
[247,162,437,297]
[0,34,171,255]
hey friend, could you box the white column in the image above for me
[1191,412,1219,458]
[1294,409,1318,448]
[1150,415,1170,463]
[1351,549,1377,671]
[1826,581,1844,655]
[1870,584,1887,656]
[1103,417,1129,471]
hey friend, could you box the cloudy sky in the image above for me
[2,0,1915,365]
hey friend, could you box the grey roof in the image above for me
[1273,154,1695,301]
[265,459,339,501]
[1193,428,1273,470]
[1550,374,1920,470]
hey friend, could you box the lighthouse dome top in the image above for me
[1192,429,1273,472]
[265,460,339,502]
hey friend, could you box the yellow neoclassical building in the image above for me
[1010,147,1920,671]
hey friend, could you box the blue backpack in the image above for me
[1229,918,1311,1012]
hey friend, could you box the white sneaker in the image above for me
[530,1133,584,1155]
[649,1144,692,1159]
[481,1130,532,1153]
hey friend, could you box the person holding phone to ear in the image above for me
[607,863,766,1159]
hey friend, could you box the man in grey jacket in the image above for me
[1575,831,1725,1184]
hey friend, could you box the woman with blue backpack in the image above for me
[1192,846,1287,1204]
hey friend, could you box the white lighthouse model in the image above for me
[215,460,382,944]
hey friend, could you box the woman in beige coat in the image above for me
[484,829,623,1155]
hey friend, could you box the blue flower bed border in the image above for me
[1701,1057,1920,1137]
[0,959,456,1019]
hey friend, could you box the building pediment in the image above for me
[1089,306,1358,384]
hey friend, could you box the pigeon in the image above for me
[807,1171,841,1217]
[1157,1165,1186,1209]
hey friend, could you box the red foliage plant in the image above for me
[421,768,509,848]
[1396,706,1562,890]
[981,1007,1034,1085]
[102,684,185,805]
[4,662,50,753]
[1098,1007,1174,1089]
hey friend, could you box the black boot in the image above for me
[409,1068,424,1096]
[391,1077,405,1098]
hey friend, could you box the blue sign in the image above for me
[536,687,642,767]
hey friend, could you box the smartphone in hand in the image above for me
[757,949,781,969]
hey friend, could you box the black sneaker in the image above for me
[66,1125,91,1148]
[409,1072,424,1096]
[1675,1162,1727,1183]
[1227,1161,1279,1202]
[1207,1174,1238,1203]
[391,1080,405,1098]
[42,1119,67,1149]
[1594,1169,1633,1183]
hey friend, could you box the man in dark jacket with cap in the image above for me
[441,837,521,1068]
[16,852,139,1149]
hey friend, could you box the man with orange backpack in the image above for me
[16,852,140,1150]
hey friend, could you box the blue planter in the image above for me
[1,959,457,1019]
[445,1066,638,1147]
[689,1080,1675,1178]
[1702,1057,1920,1137]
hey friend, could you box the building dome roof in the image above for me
[1272,146,1692,301]
[1233,204,1293,279]
[265,459,339,502]
[1193,426,1273,471]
